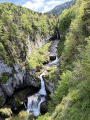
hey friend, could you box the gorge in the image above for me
[0,0,90,120]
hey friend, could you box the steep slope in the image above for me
[48,0,76,16]
[0,2,56,106]
[0,2,56,66]
[37,0,90,119]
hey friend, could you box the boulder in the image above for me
[0,108,12,118]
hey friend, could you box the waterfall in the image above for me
[39,71,47,95]
[27,40,59,117]
[27,71,47,116]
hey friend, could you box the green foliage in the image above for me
[47,36,90,120]
[58,8,75,35]
[0,1,90,120]
[45,67,59,86]
[60,0,90,71]
[0,2,56,66]
[48,70,71,113]
[37,113,51,120]
[0,42,4,54]
[57,36,65,57]
[27,43,51,69]
[38,1,90,120]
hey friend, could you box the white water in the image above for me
[39,70,47,95]
[27,71,47,116]
[27,94,45,116]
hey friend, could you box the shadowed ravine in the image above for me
[27,40,59,117]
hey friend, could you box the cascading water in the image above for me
[39,71,47,95]
[27,71,47,116]
[27,40,59,117]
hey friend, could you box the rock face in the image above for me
[0,64,40,97]
[0,61,12,75]
[0,35,51,101]
[27,33,50,56]
[44,77,55,93]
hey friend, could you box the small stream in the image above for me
[27,40,59,117]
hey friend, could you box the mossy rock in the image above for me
[18,110,28,119]
[11,111,35,120]
[0,108,12,118]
